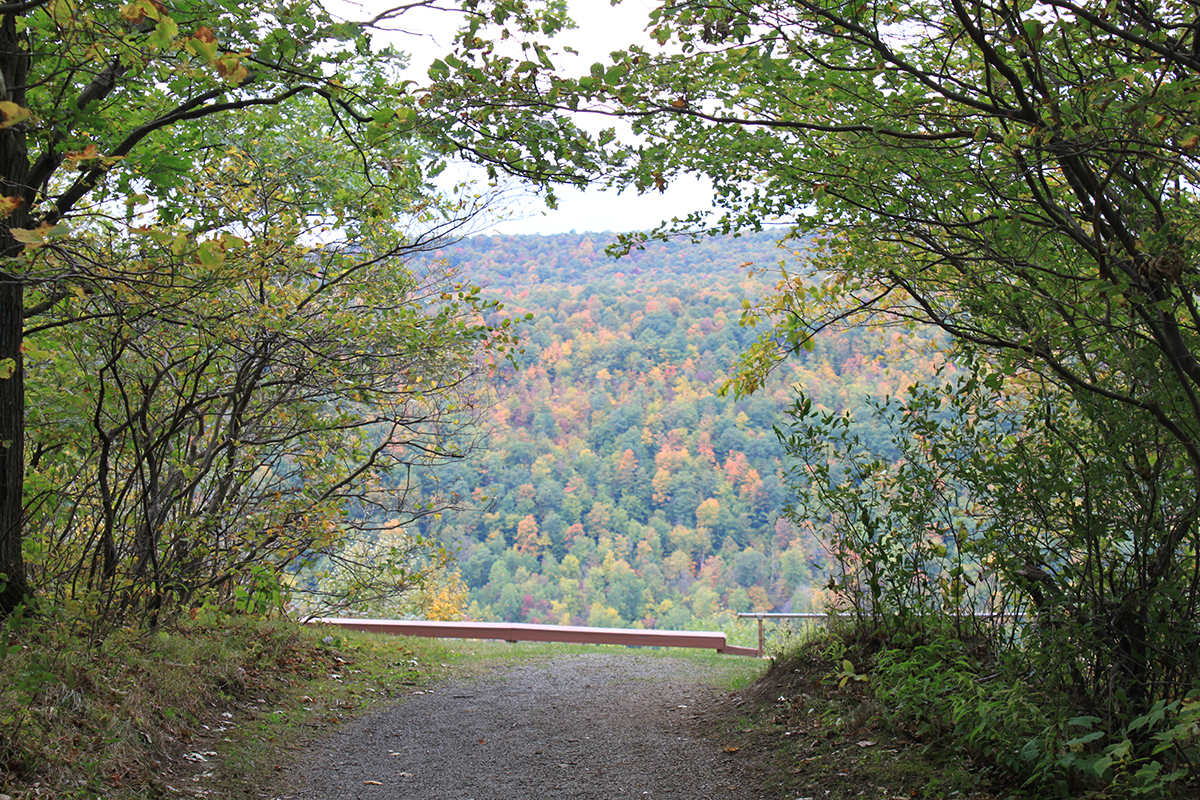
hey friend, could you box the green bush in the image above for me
[875,634,1051,770]
[872,629,1199,797]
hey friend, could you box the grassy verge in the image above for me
[708,628,1007,800]
[0,611,460,800]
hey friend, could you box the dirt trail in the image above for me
[281,653,771,800]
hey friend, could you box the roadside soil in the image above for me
[270,652,768,800]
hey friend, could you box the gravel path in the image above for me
[287,653,770,800]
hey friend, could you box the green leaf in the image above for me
[148,13,180,50]
[196,240,225,270]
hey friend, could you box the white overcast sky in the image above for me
[330,0,715,236]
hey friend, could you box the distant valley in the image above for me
[409,231,943,630]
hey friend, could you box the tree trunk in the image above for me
[0,272,26,613]
[0,12,31,614]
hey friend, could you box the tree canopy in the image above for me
[0,0,524,622]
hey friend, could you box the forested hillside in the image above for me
[404,231,947,629]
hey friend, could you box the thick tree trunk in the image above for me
[0,12,31,614]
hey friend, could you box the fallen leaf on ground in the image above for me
[722,745,740,753]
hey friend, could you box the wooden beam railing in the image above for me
[310,618,761,657]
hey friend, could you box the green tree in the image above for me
[0,0,533,618]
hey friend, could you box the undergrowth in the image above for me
[728,622,990,800]
[807,618,1200,799]
[872,631,1200,798]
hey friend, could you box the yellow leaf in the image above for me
[0,102,31,130]
[0,358,14,379]
[185,27,219,62]
[196,239,226,269]
[64,144,100,164]
[9,226,45,246]
[120,0,163,23]
[133,226,175,246]
[215,52,250,84]
[44,221,70,239]
[0,196,22,218]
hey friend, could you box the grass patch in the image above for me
[202,624,467,800]
[371,637,767,685]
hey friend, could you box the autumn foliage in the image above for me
[398,231,946,629]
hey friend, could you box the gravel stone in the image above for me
[290,653,768,799]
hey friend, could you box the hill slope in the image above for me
[408,231,943,629]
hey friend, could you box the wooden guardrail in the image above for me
[311,618,761,657]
